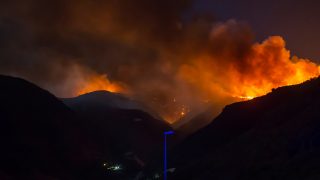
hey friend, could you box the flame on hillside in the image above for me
[74,36,320,123]
[178,36,320,104]
[76,74,124,95]
[70,23,320,124]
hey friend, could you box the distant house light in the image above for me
[107,164,122,171]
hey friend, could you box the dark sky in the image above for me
[193,0,320,61]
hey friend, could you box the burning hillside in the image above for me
[177,35,320,101]
[1,1,320,123]
[76,74,124,96]
[75,35,320,123]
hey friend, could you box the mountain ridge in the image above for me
[169,77,320,180]
[0,75,171,179]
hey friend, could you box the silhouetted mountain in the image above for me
[0,75,170,180]
[0,75,98,179]
[7,73,320,180]
[63,91,172,172]
[167,77,320,180]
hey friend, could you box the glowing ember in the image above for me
[158,103,190,124]
[236,96,255,100]
[179,106,188,117]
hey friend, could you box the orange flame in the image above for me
[229,36,320,99]
[70,36,320,124]
[178,36,320,102]
[76,74,124,96]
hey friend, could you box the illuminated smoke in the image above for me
[1,1,319,123]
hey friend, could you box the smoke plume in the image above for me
[0,0,319,123]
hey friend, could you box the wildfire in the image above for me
[73,36,320,123]
[156,100,190,124]
[178,36,320,104]
[71,36,320,124]
[236,96,255,100]
[179,106,188,117]
[76,74,124,96]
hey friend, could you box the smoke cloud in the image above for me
[0,0,319,123]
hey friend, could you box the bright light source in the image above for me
[107,164,122,171]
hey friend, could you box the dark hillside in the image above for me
[169,77,320,180]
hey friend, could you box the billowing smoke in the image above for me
[0,0,319,123]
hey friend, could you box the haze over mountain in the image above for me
[63,91,146,111]
[62,90,163,120]
[174,106,218,136]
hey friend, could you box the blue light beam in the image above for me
[164,131,174,180]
